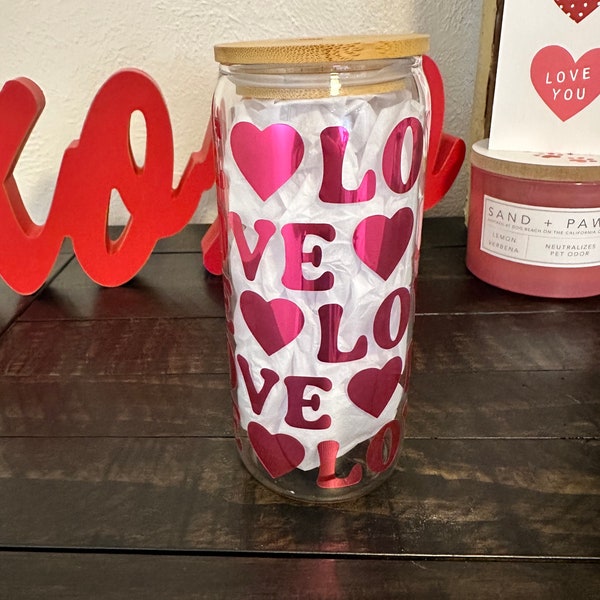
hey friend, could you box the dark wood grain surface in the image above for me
[1,218,598,599]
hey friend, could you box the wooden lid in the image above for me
[214,34,429,65]
[472,139,600,183]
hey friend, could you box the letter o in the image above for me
[373,287,412,349]
[382,117,424,194]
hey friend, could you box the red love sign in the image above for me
[0,70,215,294]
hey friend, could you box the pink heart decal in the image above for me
[240,291,304,355]
[553,0,600,23]
[353,208,414,280]
[348,357,403,418]
[531,46,600,121]
[247,422,305,478]
[230,122,304,201]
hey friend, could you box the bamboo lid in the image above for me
[472,139,600,183]
[214,34,429,65]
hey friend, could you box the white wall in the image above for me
[0,0,482,225]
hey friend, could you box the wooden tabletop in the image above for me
[1,217,598,599]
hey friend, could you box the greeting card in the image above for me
[489,0,600,154]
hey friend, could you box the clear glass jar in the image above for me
[212,35,431,502]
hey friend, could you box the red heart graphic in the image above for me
[553,0,600,23]
[353,208,414,280]
[347,357,403,418]
[230,122,304,201]
[531,46,600,121]
[240,291,305,355]
[247,422,305,478]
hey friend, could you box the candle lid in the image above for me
[214,34,429,65]
[472,139,600,183]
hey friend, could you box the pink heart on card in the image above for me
[247,422,305,478]
[347,357,403,418]
[240,291,305,355]
[530,46,600,121]
[230,122,304,201]
[553,0,600,23]
[353,208,414,280]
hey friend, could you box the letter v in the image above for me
[237,354,279,415]
[229,212,276,280]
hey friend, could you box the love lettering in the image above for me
[228,117,422,489]
[545,65,592,102]
[0,70,215,294]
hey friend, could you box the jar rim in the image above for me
[214,34,429,65]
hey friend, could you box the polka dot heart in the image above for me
[553,0,600,23]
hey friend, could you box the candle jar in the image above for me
[212,35,431,502]
[468,140,600,298]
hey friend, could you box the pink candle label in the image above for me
[481,196,600,267]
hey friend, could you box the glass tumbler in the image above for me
[212,35,431,501]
